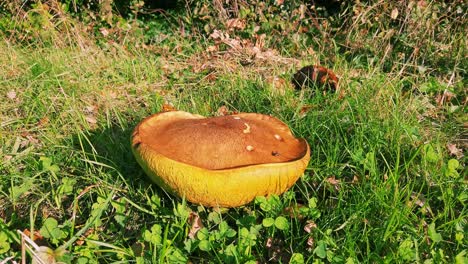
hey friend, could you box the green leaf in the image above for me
[40,218,67,244]
[196,228,209,241]
[423,145,441,163]
[9,178,34,202]
[428,223,442,243]
[362,151,376,172]
[308,197,317,209]
[289,253,304,264]
[262,217,275,227]
[143,224,162,245]
[455,250,466,264]
[208,211,221,224]
[167,247,188,263]
[198,240,211,251]
[313,240,327,259]
[398,239,415,261]
[225,228,237,238]
[40,156,60,173]
[219,222,236,238]
[150,195,160,209]
[58,177,76,196]
[274,216,289,231]
[0,232,11,254]
[445,159,460,178]
[174,203,190,219]
[448,159,460,170]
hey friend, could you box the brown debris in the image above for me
[292,65,339,95]
[188,212,204,239]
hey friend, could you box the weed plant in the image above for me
[0,0,466,263]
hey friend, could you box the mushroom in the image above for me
[131,111,310,207]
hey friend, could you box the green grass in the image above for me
[1,2,466,263]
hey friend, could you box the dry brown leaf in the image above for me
[410,193,426,208]
[205,72,217,82]
[37,117,50,126]
[23,229,44,241]
[188,212,203,239]
[206,45,218,53]
[25,135,40,146]
[7,90,17,100]
[3,155,13,162]
[391,8,399,19]
[162,103,177,112]
[266,237,273,248]
[326,176,340,185]
[326,176,341,190]
[216,105,230,116]
[304,220,317,233]
[292,65,339,94]
[306,237,314,251]
[435,90,456,107]
[226,18,246,31]
[447,143,463,159]
[299,105,314,117]
[85,105,98,114]
[275,0,284,5]
[99,27,109,37]
[85,115,97,124]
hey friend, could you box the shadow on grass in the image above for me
[71,120,156,190]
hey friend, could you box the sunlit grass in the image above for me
[0,13,466,263]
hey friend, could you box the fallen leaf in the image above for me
[304,220,317,233]
[85,115,97,124]
[292,65,339,94]
[391,8,399,19]
[7,90,16,100]
[410,193,426,208]
[306,237,314,251]
[435,90,456,107]
[299,105,314,117]
[206,45,218,53]
[162,103,176,112]
[99,27,109,37]
[23,229,44,241]
[216,105,230,116]
[447,143,463,158]
[226,18,246,31]
[205,72,217,82]
[37,117,50,126]
[3,155,13,162]
[85,105,98,114]
[188,212,203,239]
[326,176,340,185]
[266,237,273,248]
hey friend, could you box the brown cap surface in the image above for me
[134,112,308,170]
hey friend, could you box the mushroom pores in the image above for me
[131,111,310,208]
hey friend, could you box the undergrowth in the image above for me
[0,0,466,263]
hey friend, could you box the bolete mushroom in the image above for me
[131,111,310,207]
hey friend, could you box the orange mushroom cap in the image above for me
[131,111,310,207]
